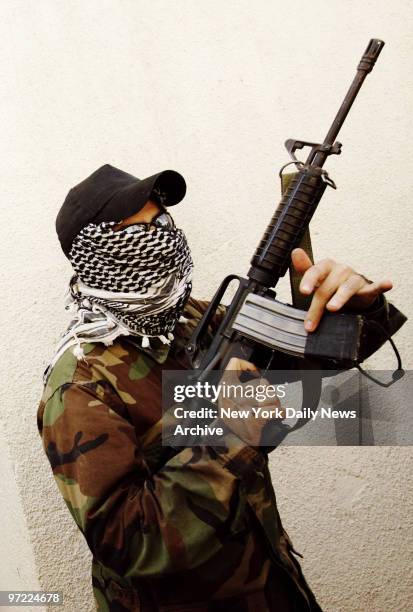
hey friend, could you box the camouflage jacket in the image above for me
[37,296,405,611]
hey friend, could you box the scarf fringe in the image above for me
[141,335,150,348]
[72,343,86,360]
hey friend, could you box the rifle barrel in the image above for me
[311,39,385,167]
[248,39,385,289]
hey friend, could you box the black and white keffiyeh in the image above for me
[43,220,193,383]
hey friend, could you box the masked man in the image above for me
[37,164,406,611]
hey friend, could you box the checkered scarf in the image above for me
[43,221,193,383]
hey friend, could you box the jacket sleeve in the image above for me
[39,382,265,579]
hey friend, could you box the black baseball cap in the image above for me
[56,164,186,257]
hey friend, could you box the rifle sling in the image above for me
[281,172,313,311]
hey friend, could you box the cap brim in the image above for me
[151,170,187,206]
[98,169,186,223]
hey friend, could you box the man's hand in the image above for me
[219,357,284,447]
[291,248,393,332]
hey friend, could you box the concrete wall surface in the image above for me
[0,1,412,611]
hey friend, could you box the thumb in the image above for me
[291,248,313,274]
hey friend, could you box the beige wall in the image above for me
[1,1,412,611]
[0,424,42,612]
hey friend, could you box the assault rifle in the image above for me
[186,40,395,387]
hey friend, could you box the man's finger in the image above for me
[325,274,366,311]
[291,248,313,274]
[304,265,351,330]
[225,357,258,372]
[356,279,393,296]
[299,259,335,295]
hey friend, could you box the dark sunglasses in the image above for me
[149,209,175,229]
[119,209,175,233]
